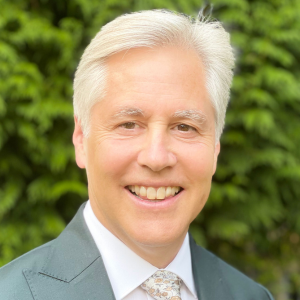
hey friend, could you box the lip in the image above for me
[126,183,183,188]
[124,187,183,210]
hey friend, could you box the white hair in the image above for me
[73,10,235,142]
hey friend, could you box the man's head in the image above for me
[73,10,234,260]
[73,10,234,143]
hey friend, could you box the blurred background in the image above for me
[0,0,300,298]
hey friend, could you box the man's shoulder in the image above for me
[215,250,273,299]
[0,240,53,300]
[193,243,274,300]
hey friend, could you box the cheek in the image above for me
[89,138,139,178]
[176,143,216,181]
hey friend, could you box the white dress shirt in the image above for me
[83,201,198,300]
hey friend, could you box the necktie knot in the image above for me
[141,270,182,300]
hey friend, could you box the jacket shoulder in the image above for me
[0,241,53,300]
[203,246,274,300]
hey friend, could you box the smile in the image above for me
[126,185,183,201]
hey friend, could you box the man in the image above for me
[0,10,274,300]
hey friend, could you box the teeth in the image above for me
[140,186,147,196]
[171,187,177,196]
[128,185,181,200]
[135,185,140,195]
[147,187,156,200]
[166,187,172,197]
[157,187,165,200]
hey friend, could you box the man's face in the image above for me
[73,46,220,250]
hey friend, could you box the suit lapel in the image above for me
[23,203,116,300]
[23,204,234,300]
[189,234,234,300]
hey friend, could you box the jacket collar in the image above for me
[24,203,232,300]
[189,233,233,300]
[23,203,116,300]
[40,203,101,282]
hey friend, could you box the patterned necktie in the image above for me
[141,270,182,300]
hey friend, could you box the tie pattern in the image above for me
[141,270,182,300]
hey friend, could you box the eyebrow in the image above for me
[113,107,144,118]
[112,107,207,125]
[172,109,207,125]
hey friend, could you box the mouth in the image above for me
[125,185,183,202]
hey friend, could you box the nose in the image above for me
[137,129,177,172]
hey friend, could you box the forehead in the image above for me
[97,46,214,120]
[107,46,205,91]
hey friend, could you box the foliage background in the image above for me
[0,0,300,299]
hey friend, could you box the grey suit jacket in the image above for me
[0,203,274,300]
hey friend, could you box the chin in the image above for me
[127,219,188,247]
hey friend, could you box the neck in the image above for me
[124,233,187,269]
[90,202,187,269]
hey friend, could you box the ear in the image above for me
[212,142,220,175]
[72,116,86,169]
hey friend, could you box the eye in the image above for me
[176,124,196,132]
[120,122,138,129]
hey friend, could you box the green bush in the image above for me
[1,0,299,298]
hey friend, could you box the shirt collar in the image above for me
[84,200,197,299]
[166,232,197,298]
